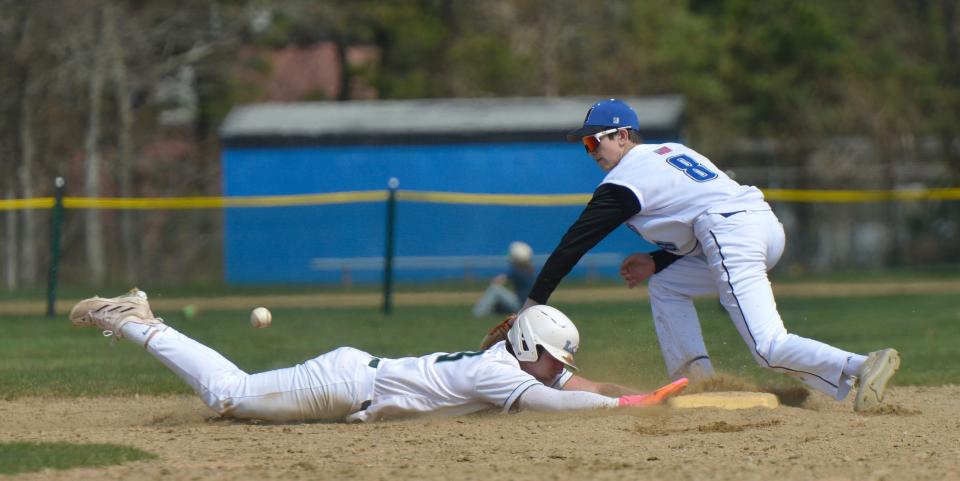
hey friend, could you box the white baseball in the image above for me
[250,307,272,328]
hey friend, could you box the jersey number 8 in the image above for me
[667,154,718,182]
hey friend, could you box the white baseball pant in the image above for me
[141,326,376,421]
[648,209,856,399]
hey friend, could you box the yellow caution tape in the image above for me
[0,191,388,210]
[1,187,958,210]
[0,198,56,210]
[397,191,590,206]
[763,188,960,202]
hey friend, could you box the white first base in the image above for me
[668,392,780,410]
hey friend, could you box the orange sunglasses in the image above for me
[582,127,623,153]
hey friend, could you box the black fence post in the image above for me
[382,177,399,315]
[46,177,65,317]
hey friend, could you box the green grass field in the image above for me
[0,442,155,475]
[2,287,958,399]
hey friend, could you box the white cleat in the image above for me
[69,288,163,339]
[853,348,900,412]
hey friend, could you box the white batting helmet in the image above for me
[507,305,580,371]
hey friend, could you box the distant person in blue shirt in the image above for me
[473,241,535,318]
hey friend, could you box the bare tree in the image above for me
[938,0,960,183]
[1,4,22,289]
[18,58,38,286]
[3,191,17,290]
[104,2,138,283]
[534,1,574,97]
[4,4,40,286]
[84,6,107,286]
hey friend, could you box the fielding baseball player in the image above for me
[69,289,687,423]
[484,99,900,412]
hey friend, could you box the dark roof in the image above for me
[219,95,684,147]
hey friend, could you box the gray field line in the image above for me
[1,280,959,316]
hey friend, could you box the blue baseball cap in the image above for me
[566,99,640,141]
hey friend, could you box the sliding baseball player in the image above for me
[69,289,686,422]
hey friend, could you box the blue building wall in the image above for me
[222,141,660,284]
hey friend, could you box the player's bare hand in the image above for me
[620,253,655,288]
[491,273,508,286]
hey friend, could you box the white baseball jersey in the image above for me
[143,325,577,423]
[601,143,864,400]
[346,341,572,422]
[602,143,768,256]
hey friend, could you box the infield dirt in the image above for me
[2,385,959,481]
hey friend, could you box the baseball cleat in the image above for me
[69,288,162,339]
[853,348,900,412]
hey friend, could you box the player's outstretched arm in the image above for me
[516,378,688,412]
[563,374,642,397]
[516,384,618,411]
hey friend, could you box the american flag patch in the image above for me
[655,146,672,155]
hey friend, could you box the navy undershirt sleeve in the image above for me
[650,249,682,273]
[527,183,641,304]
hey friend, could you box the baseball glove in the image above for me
[479,313,517,350]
